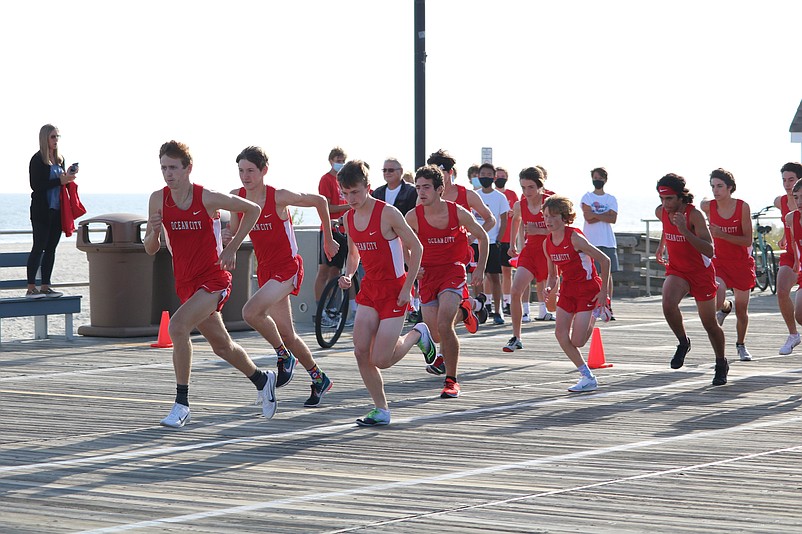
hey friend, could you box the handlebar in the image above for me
[752,205,775,220]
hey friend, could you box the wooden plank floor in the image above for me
[1,292,801,533]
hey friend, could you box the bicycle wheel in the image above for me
[767,246,777,294]
[753,243,768,292]
[315,277,349,349]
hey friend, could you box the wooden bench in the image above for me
[0,252,81,342]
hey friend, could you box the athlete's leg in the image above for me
[421,302,441,344]
[197,307,259,377]
[661,275,691,343]
[715,276,727,310]
[242,278,294,348]
[436,291,462,377]
[777,265,798,335]
[695,297,726,362]
[510,267,535,338]
[352,305,387,409]
[554,307,587,368]
[370,315,420,369]
[733,287,750,345]
[488,272,503,316]
[570,309,596,349]
[167,289,223,384]
[268,294,318,371]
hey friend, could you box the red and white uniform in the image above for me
[500,189,518,244]
[237,186,303,295]
[546,227,601,313]
[347,200,408,319]
[789,210,802,285]
[416,201,469,304]
[517,194,551,282]
[450,185,476,271]
[780,195,794,269]
[662,204,717,301]
[709,199,755,291]
[162,184,231,311]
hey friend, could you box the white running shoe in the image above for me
[568,375,598,393]
[736,344,752,361]
[257,371,278,419]
[779,333,801,355]
[160,403,191,428]
[521,313,531,323]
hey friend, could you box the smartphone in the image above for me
[68,163,79,173]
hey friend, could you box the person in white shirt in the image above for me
[474,163,510,324]
[580,167,619,319]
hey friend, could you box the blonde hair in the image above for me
[38,124,61,166]
[543,195,576,225]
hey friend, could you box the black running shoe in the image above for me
[712,358,729,386]
[476,294,489,324]
[276,352,297,388]
[304,374,332,407]
[670,338,691,369]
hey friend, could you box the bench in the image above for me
[0,252,81,342]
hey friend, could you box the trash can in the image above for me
[76,213,155,337]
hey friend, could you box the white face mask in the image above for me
[332,162,345,173]
[471,177,482,189]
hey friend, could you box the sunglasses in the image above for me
[382,168,400,173]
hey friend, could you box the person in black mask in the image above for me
[580,167,619,319]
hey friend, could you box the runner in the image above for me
[406,165,489,399]
[699,168,755,361]
[226,146,340,408]
[504,167,552,352]
[144,140,277,428]
[335,160,431,427]
[785,178,802,340]
[542,195,610,392]
[774,162,802,354]
[655,173,728,385]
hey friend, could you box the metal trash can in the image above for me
[76,213,154,337]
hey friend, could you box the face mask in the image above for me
[495,178,508,188]
[332,162,345,173]
[471,177,482,189]
[479,177,495,188]
[592,180,605,190]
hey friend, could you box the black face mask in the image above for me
[592,180,605,190]
[495,178,508,188]
[479,177,495,188]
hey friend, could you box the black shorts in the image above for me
[499,242,512,268]
[471,242,502,275]
[319,230,348,269]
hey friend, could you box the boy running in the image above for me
[774,163,802,354]
[144,140,277,427]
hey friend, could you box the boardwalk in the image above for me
[1,292,801,533]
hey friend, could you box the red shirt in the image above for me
[162,184,228,287]
[546,226,599,284]
[319,171,347,223]
[709,199,749,263]
[416,201,469,268]
[347,200,405,282]
[782,195,793,257]
[499,189,518,243]
[237,186,298,268]
[661,204,713,273]
[454,185,470,211]
[521,193,550,251]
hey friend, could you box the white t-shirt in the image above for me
[581,191,618,248]
[384,185,401,207]
[474,189,510,243]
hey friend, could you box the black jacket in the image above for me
[29,152,64,221]
[371,181,418,215]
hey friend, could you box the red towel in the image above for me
[60,182,87,237]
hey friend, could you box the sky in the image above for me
[4,0,802,230]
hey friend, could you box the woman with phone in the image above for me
[26,124,77,299]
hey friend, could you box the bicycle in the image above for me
[315,268,361,349]
[752,205,778,294]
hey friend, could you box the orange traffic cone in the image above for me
[587,327,612,369]
[151,310,173,348]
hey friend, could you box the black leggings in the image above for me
[27,209,62,286]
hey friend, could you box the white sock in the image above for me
[539,302,547,316]
[523,301,530,315]
[503,294,511,305]
[412,297,420,311]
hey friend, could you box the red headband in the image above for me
[658,185,681,196]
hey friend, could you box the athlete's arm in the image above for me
[654,205,667,265]
[204,189,260,271]
[458,205,489,286]
[543,239,558,302]
[786,212,799,272]
[222,188,241,247]
[276,189,338,260]
[387,206,423,305]
[496,203,508,244]
[508,201,522,257]
[572,231,611,306]
[675,206,714,258]
[144,190,164,256]
[339,217,361,289]
[467,189,496,234]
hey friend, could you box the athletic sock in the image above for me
[275,344,289,360]
[308,364,323,383]
[539,302,547,316]
[175,384,189,407]
[249,369,268,390]
[503,294,511,305]
[578,364,593,378]
[523,301,530,315]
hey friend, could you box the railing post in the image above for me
[643,220,651,297]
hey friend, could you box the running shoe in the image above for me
[736,343,752,362]
[407,309,422,324]
[568,375,598,393]
[476,293,489,324]
[535,312,555,321]
[460,299,479,333]
[712,358,729,386]
[670,338,691,369]
[502,336,523,352]
[521,313,531,323]
[440,377,461,398]
[25,288,45,299]
[414,322,437,364]
[426,354,446,375]
[593,305,612,323]
[160,402,191,428]
[779,333,801,355]
[355,407,391,427]
[40,288,63,298]
[257,371,278,419]
[503,302,511,316]
[716,300,732,326]
[492,313,505,325]
[304,373,332,407]
[276,351,297,388]
[320,313,339,329]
